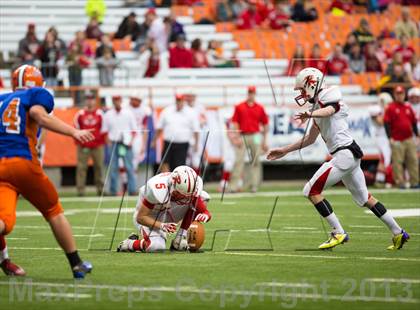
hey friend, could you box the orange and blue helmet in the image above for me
[12,64,45,91]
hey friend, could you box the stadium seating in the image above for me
[2,0,414,108]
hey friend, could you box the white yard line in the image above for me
[256,282,315,288]
[349,225,384,229]
[365,278,420,284]
[219,252,420,263]
[35,292,92,299]
[58,188,420,202]
[0,280,418,304]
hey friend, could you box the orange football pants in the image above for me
[0,157,63,235]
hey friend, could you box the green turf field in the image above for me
[1,187,419,310]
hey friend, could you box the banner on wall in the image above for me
[202,105,378,164]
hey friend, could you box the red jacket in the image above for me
[169,46,193,68]
[384,101,417,141]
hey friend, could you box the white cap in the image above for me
[129,90,144,101]
[408,87,420,97]
[378,92,393,106]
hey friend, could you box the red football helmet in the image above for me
[12,64,45,91]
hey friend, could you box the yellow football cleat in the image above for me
[319,232,349,250]
[387,230,410,250]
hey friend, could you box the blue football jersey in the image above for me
[0,87,54,160]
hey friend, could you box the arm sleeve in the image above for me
[29,88,54,113]
[384,123,391,139]
[324,102,340,113]
[413,123,418,137]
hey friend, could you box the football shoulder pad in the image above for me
[144,174,171,204]
[318,86,342,104]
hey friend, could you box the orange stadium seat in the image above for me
[216,22,235,32]
[172,5,190,17]
[85,39,98,54]
[112,38,132,51]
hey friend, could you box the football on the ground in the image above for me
[187,221,205,251]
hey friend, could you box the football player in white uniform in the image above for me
[267,67,409,250]
[117,165,211,252]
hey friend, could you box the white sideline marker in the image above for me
[365,278,420,284]
[364,208,420,218]
[36,292,92,299]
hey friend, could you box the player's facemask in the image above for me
[170,190,194,205]
[294,87,310,106]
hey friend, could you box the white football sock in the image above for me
[0,246,9,263]
[380,212,402,236]
[325,213,345,234]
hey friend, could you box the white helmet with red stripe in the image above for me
[294,67,324,106]
[170,165,203,204]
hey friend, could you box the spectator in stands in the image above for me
[382,63,412,94]
[375,37,390,63]
[394,6,419,40]
[268,0,290,30]
[365,42,383,73]
[231,0,247,18]
[17,23,40,65]
[67,33,92,105]
[216,0,235,22]
[96,47,119,86]
[405,54,419,82]
[85,0,106,24]
[351,18,375,49]
[115,12,142,42]
[394,35,416,64]
[385,52,404,76]
[329,0,354,15]
[286,44,307,76]
[230,86,269,193]
[96,34,116,58]
[74,90,105,196]
[207,40,236,68]
[144,43,161,78]
[384,86,419,189]
[168,11,185,43]
[48,27,67,57]
[308,43,327,72]
[291,0,318,22]
[348,43,365,73]
[147,8,169,53]
[0,77,3,89]
[236,0,265,30]
[85,16,104,40]
[152,94,199,172]
[37,30,61,87]
[169,34,193,68]
[191,38,209,68]
[326,43,350,76]
[343,33,358,57]
[68,31,94,58]
[102,95,138,196]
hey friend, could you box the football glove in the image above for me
[171,232,189,251]
[195,213,209,223]
[160,222,177,234]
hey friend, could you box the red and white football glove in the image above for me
[160,222,177,233]
[195,213,210,223]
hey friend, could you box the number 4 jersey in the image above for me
[0,87,54,161]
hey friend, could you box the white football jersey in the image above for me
[312,86,354,153]
[136,172,205,223]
